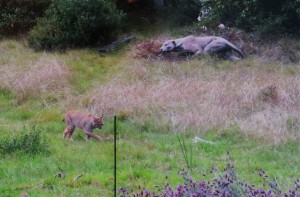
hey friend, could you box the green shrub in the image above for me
[0,0,52,35]
[176,0,203,24]
[158,0,202,26]
[28,0,125,50]
[200,0,300,34]
[0,129,49,156]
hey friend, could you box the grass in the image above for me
[1,117,300,196]
[0,36,300,196]
[87,56,300,143]
[65,49,126,93]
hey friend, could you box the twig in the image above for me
[73,174,83,181]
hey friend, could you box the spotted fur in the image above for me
[62,110,104,141]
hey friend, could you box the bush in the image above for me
[28,0,125,50]
[200,0,300,34]
[0,0,52,35]
[158,0,202,26]
[0,129,49,156]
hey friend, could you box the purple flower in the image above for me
[119,187,127,193]
[145,190,150,197]
[199,181,206,188]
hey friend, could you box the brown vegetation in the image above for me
[0,57,69,103]
[2,35,299,143]
[70,52,300,143]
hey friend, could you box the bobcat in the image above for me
[62,110,104,141]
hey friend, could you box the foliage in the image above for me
[158,0,203,26]
[0,128,49,156]
[120,162,300,197]
[27,0,125,50]
[0,0,52,35]
[200,0,300,34]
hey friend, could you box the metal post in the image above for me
[114,115,117,197]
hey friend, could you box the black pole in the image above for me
[114,115,117,197]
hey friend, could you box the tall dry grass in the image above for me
[66,56,300,143]
[53,35,300,143]
[0,56,69,103]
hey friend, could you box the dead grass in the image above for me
[65,56,300,143]
[0,56,69,103]
[1,37,299,143]
[258,37,300,64]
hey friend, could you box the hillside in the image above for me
[0,29,300,196]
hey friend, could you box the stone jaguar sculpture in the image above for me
[159,35,245,61]
[62,110,104,142]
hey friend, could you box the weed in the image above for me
[177,134,193,173]
[120,160,300,197]
[42,177,56,190]
[0,128,49,157]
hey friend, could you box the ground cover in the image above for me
[0,36,300,196]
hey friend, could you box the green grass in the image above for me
[1,38,300,196]
[1,116,300,196]
[65,49,126,93]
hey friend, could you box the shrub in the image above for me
[28,0,125,50]
[0,0,51,35]
[158,0,203,26]
[0,129,49,156]
[200,0,300,34]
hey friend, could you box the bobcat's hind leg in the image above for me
[63,125,75,141]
